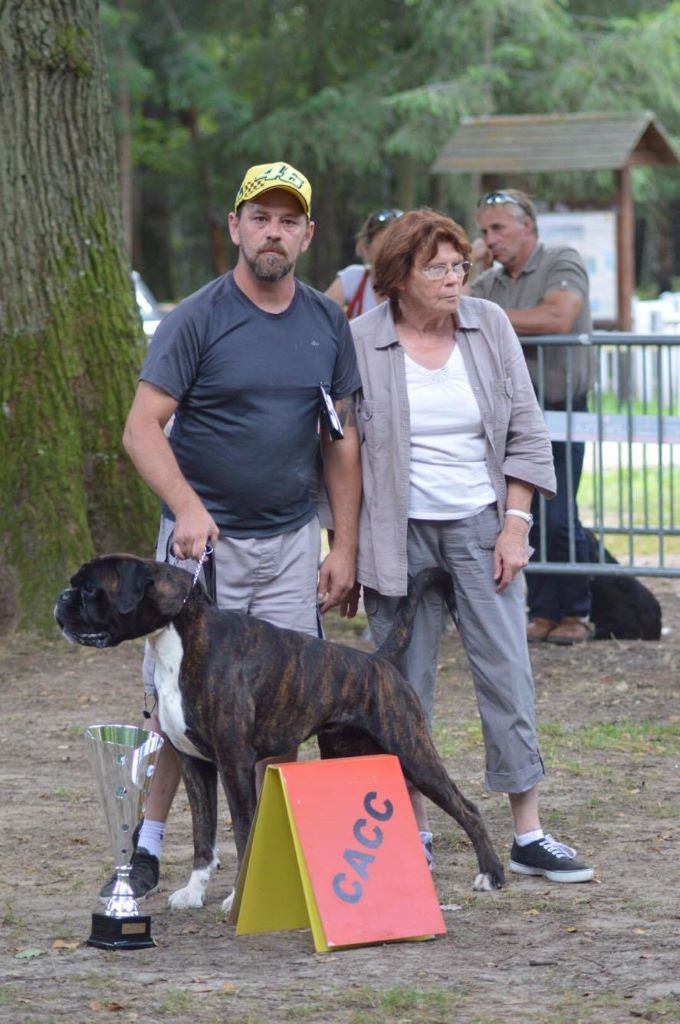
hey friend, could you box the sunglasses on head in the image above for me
[367,208,404,229]
[477,191,533,218]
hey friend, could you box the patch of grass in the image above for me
[0,985,20,1007]
[465,1018,510,1024]
[49,787,81,802]
[538,718,680,755]
[2,901,18,927]
[433,718,482,758]
[641,999,680,1021]
[578,463,680,562]
[213,1015,265,1024]
[284,1004,328,1020]
[618,897,659,914]
[596,391,678,417]
[437,824,474,852]
[535,988,672,1023]
[435,712,657,782]
[324,608,369,641]
[523,897,561,913]
[581,794,615,811]
[159,989,194,1014]
[337,985,467,1024]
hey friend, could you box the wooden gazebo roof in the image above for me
[432,111,680,174]
[432,111,680,330]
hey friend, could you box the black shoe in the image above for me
[509,834,593,883]
[99,847,159,901]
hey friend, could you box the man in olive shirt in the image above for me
[470,189,595,645]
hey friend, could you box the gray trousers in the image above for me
[143,515,322,695]
[364,506,545,794]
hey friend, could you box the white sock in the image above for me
[514,828,544,847]
[137,819,165,860]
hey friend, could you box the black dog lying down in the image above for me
[55,555,505,910]
[583,529,662,640]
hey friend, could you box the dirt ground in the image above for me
[1,577,680,1024]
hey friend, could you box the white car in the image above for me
[132,270,163,340]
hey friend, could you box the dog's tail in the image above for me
[375,568,454,666]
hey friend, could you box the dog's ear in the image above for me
[116,562,153,615]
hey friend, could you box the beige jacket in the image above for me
[351,297,556,595]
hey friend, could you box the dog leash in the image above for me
[182,542,215,606]
[143,541,215,721]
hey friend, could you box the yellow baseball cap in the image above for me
[234,161,312,216]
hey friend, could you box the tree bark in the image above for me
[0,0,157,631]
[115,0,133,258]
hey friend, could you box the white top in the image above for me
[338,264,380,318]
[405,345,496,519]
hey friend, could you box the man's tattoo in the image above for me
[336,396,357,428]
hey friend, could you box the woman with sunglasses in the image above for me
[325,208,403,318]
[349,208,594,884]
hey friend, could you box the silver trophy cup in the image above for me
[84,724,164,950]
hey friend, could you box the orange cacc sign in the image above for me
[229,754,446,952]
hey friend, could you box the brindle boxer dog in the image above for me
[55,555,505,910]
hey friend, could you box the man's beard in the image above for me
[244,249,293,282]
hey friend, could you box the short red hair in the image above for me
[372,208,471,301]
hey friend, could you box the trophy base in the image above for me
[87,911,156,950]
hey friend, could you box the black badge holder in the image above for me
[319,382,344,440]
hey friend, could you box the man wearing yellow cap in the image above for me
[103,162,362,902]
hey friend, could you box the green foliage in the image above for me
[100,0,680,296]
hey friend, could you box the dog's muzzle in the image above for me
[54,589,114,649]
[57,623,114,648]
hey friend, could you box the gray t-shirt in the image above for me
[140,272,361,537]
[471,243,594,405]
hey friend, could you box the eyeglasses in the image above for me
[477,191,534,218]
[419,260,471,281]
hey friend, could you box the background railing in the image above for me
[524,332,680,579]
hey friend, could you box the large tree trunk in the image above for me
[0,0,157,632]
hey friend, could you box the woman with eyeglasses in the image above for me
[325,208,403,318]
[348,208,594,884]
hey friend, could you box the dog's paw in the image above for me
[473,872,498,892]
[221,888,235,914]
[168,883,205,910]
[168,866,213,909]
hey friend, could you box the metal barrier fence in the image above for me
[524,332,680,579]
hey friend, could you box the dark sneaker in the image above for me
[509,834,593,883]
[99,848,159,901]
[420,830,433,871]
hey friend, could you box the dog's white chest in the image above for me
[150,625,209,761]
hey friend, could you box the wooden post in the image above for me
[615,166,634,331]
